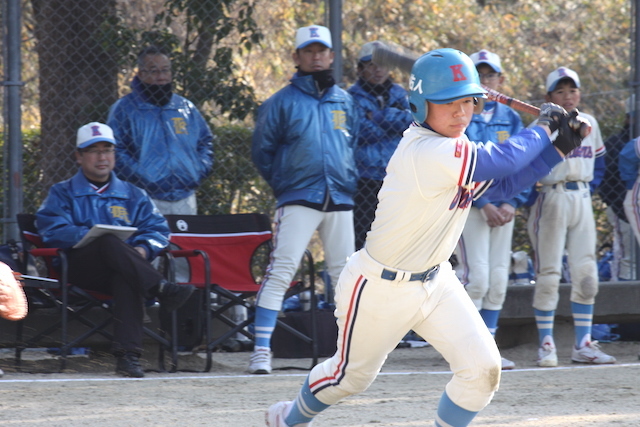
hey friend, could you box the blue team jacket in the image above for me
[619,137,640,189]
[36,170,170,260]
[252,73,359,208]
[107,77,214,201]
[347,80,412,181]
[465,102,530,209]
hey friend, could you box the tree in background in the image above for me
[31,0,119,189]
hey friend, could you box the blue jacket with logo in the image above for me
[465,101,530,209]
[252,73,359,208]
[347,79,412,181]
[107,77,214,201]
[36,170,170,260]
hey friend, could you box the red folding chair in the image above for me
[163,213,318,372]
[15,213,176,372]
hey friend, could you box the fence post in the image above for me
[2,0,24,241]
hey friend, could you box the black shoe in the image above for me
[115,352,145,378]
[158,281,195,312]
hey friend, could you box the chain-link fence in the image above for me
[1,0,638,279]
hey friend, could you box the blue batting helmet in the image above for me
[409,48,487,124]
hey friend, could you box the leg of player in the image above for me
[566,201,616,365]
[251,206,322,375]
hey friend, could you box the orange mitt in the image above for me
[0,261,28,321]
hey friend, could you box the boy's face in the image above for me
[359,61,390,86]
[546,80,581,112]
[477,64,503,91]
[293,43,334,73]
[426,97,475,138]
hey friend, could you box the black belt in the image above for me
[551,181,583,190]
[381,265,439,282]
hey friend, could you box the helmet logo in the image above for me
[409,74,423,94]
[450,64,467,82]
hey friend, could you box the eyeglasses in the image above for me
[479,72,500,81]
[141,68,172,76]
[81,148,115,156]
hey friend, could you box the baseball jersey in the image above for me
[366,125,482,270]
[537,112,605,184]
[365,124,558,271]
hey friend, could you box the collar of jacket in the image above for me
[71,170,129,199]
[130,76,179,109]
[290,73,348,102]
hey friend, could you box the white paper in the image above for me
[73,224,137,249]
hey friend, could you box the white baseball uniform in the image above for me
[305,123,561,413]
[527,112,605,311]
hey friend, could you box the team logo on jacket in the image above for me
[110,206,131,223]
[333,110,346,130]
[172,117,188,135]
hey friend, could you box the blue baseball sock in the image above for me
[534,309,555,346]
[435,391,478,426]
[253,306,278,348]
[571,302,594,348]
[479,309,500,336]
[285,377,330,425]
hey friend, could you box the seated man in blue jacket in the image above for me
[36,122,195,377]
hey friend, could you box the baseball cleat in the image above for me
[250,346,272,374]
[571,341,616,364]
[0,262,28,321]
[265,401,312,427]
[501,357,515,370]
[537,341,558,367]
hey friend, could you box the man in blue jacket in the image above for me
[36,122,195,377]
[107,46,214,215]
[348,40,413,250]
[250,25,359,374]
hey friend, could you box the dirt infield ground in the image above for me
[0,340,639,426]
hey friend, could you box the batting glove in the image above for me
[537,102,568,134]
[553,109,589,156]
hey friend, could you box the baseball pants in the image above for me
[256,205,355,311]
[527,183,599,311]
[308,249,501,412]
[456,207,514,310]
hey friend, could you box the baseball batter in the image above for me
[527,66,614,368]
[266,48,587,427]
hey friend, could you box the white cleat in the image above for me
[265,401,312,427]
[537,341,558,367]
[571,341,616,364]
[249,346,272,374]
[266,401,291,427]
[501,357,515,370]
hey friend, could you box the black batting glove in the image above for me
[553,109,588,156]
[537,103,568,134]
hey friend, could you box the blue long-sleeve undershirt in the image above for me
[472,126,563,201]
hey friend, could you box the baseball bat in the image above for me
[371,46,541,116]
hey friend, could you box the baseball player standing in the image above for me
[265,48,588,427]
[251,25,358,375]
[454,49,528,371]
[527,67,614,367]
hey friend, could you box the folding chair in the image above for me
[163,213,318,372]
[14,213,176,372]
